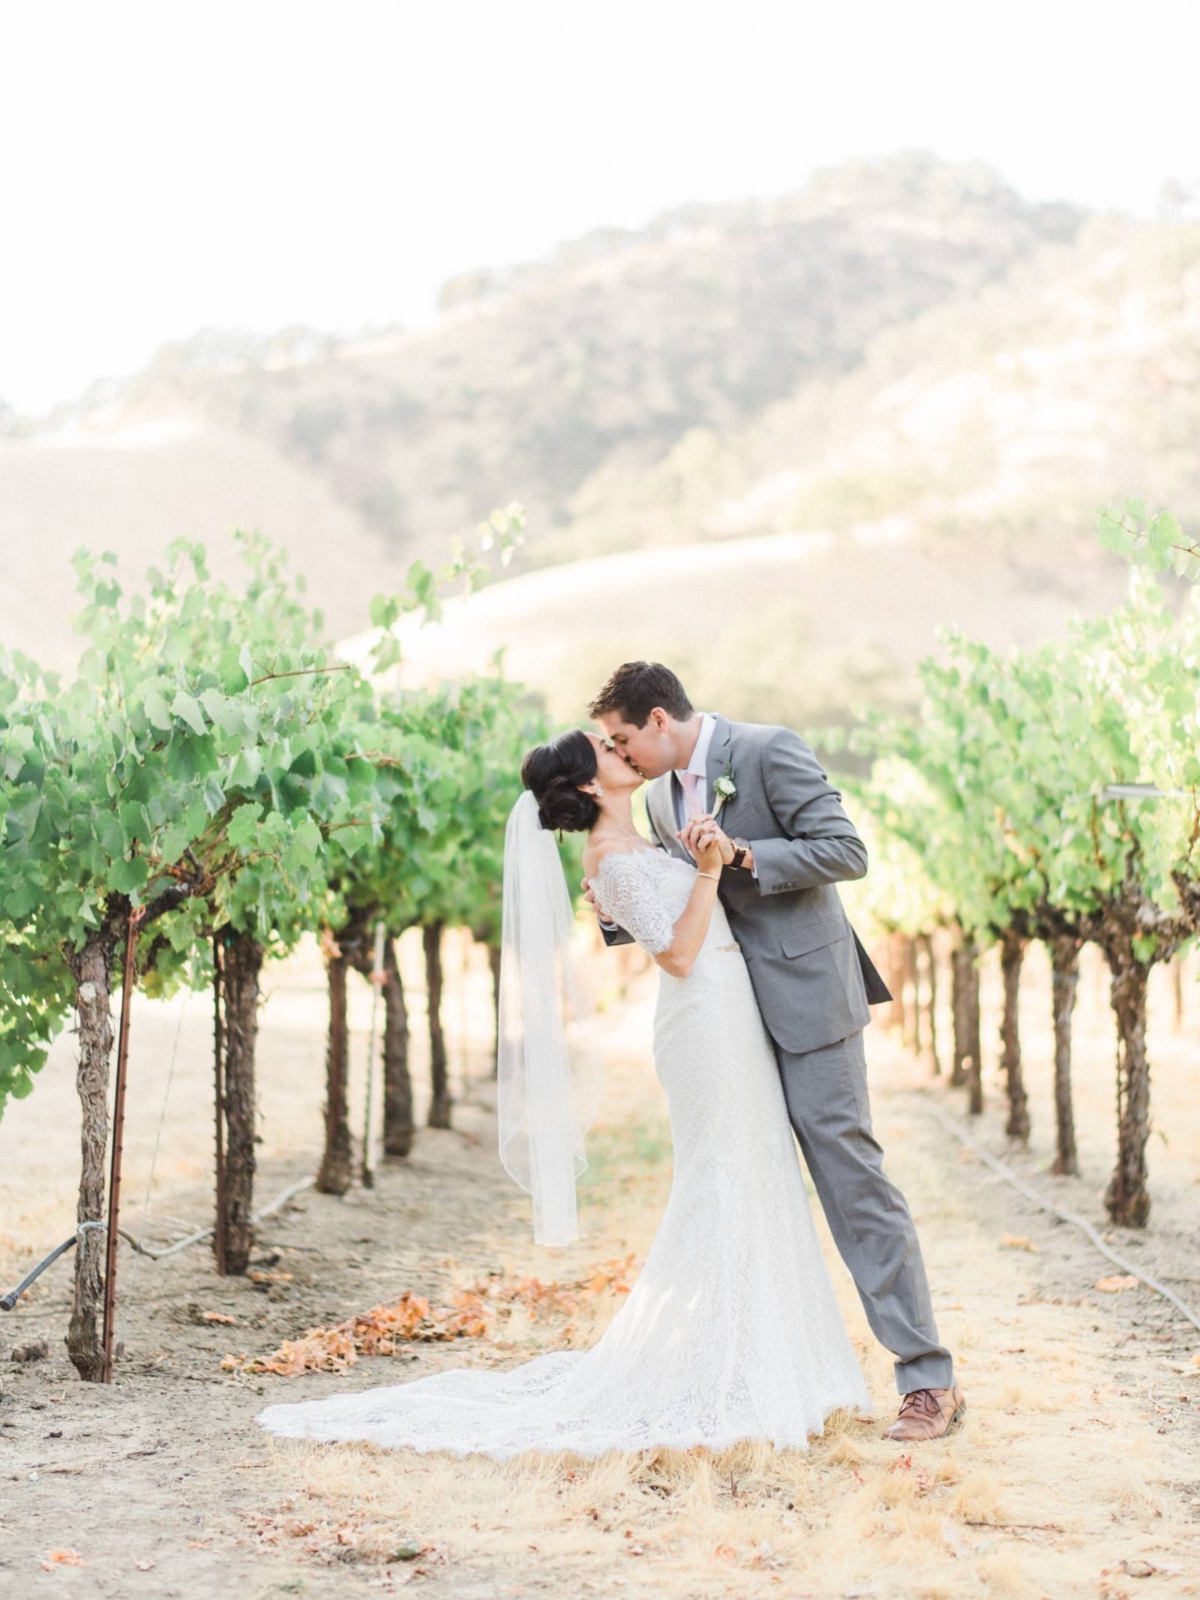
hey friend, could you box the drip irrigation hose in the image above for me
[1,1177,315,1310]
[919,1094,1200,1336]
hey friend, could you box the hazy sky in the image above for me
[3,0,1197,416]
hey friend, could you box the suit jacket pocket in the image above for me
[779,914,849,959]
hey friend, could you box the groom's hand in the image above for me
[581,876,614,923]
[677,814,736,866]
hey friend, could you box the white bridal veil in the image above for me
[497,789,603,1246]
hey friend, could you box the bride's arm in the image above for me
[654,867,721,978]
[593,835,724,979]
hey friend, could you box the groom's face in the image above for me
[594,709,677,781]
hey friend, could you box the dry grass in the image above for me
[5,933,1199,1598]
[246,998,1200,1600]
[251,1327,1195,1598]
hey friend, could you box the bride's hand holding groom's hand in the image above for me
[677,814,733,870]
[581,818,726,934]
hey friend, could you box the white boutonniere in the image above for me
[712,762,737,816]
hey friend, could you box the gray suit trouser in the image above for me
[776,1027,955,1395]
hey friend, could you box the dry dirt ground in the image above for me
[1,933,1199,1600]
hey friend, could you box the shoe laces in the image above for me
[898,1388,942,1418]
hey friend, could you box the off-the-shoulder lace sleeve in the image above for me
[593,851,676,956]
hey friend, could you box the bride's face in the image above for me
[583,731,642,795]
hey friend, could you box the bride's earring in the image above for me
[593,782,605,797]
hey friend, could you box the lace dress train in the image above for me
[256,847,871,1458]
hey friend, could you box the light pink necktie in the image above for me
[680,770,704,820]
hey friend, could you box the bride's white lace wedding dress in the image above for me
[257,846,871,1458]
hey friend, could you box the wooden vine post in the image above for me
[905,936,921,1055]
[424,920,452,1128]
[361,920,386,1188]
[1048,933,1081,1176]
[218,930,263,1274]
[100,907,143,1383]
[919,932,940,1075]
[66,908,125,1382]
[381,934,414,1156]
[964,939,983,1115]
[317,924,353,1196]
[212,931,227,1274]
[998,928,1030,1143]
[488,942,502,1078]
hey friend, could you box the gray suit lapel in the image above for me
[706,714,736,825]
[648,774,690,862]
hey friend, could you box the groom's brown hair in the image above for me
[588,662,694,727]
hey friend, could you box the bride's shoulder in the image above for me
[584,841,663,880]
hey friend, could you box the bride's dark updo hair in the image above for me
[521,728,600,834]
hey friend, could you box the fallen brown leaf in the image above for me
[1002,1234,1037,1252]
[41,1549,84,1569]
[228,1257,636,1377]
[1095,1275,1139,1293]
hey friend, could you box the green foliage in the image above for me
[1097,500,1200,583]
[367,505,525,676]
[848,555,1200,959]
[319,664,550,951]
[68,533,380,953]
[838,765,955,938]
[0,512,539,1118]
[415,670,552,945]
[0,535,370,1110]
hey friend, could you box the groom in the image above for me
[585,662,965,1443]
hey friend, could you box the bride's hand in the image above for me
[691,825,726,875]
[678,814,729,874]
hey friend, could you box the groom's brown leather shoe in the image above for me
[883,1383,966,1441]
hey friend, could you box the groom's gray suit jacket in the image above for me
[601,714,892,1056]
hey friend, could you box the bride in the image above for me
[256,728,871,1458]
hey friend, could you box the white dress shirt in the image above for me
[672,712,717,828]
[670,713,757,878]
[674,712,758,879]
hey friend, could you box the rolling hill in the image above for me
[4,150,1194,723]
